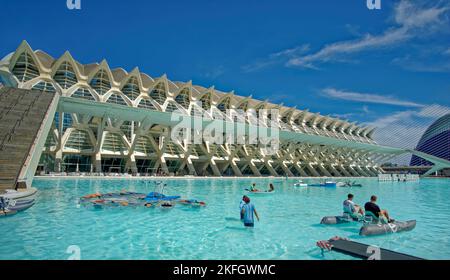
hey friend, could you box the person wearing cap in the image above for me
[241,196,260,227]
[239,195,248,220]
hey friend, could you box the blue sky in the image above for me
[0,0,449,155]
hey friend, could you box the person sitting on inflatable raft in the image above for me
[247,183,275,193]
[343,193,365,220]
[364,195,394,223]
[249,183,259,192]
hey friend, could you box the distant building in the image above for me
[0,41,447,177]
[410,114,450,176]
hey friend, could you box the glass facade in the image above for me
[411,114,450,166]
[90,69,111,95]
[62,155,92,172]
[54,62,77,89]
[12,52,40,82]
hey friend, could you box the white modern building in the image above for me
[1,41,448,177]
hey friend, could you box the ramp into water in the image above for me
[328,238,424,260]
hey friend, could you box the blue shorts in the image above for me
[244,222,254,227]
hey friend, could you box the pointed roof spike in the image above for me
[18,40,31,50]
[99,59,110,68]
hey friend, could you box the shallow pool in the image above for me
[1,177,449,260]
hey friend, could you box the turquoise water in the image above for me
[1,177,449,260]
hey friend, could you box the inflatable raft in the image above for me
[0,188,37,216]
[245,189,275,195]
[80,190,205,209]
[359,220,416,236]
[321,214,360,224]
[321,214,416,236]
[178,199,206,207]
[145,192,180,202]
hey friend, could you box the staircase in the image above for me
[0,87,59,191]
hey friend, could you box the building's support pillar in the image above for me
[186,158,197,175]
[159,157,170,175]
[125,154,138,174]
[265,161,278,176]
[363,166,376,177]
[318,164,332,177]
[281,162,294,177]
[347,166,360,177]
[355,165,370,177]
[328,165,342,177]
[209,160,222,176]
[94,152,102,173]
[337,165,352,177]
[249,161,262,176]
[230,160,243,176]
[371,166,382,175]
[294,163,309,177]
[93,117,105,173]
[54,149,63,172]
[306,163,320,177]
[218,162,231,175]
[53,110,64,172]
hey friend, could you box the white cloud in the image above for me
[287,0,449,68]
[321,88,424,107]
[288,28,411,68]
[242,44,310,72]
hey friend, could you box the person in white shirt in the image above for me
[343,193,364,217]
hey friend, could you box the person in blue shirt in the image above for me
[241,196,260,227]
[239,195,248,220]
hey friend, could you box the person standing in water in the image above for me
[241,196,260,227]
[239,195,248,220]
[268,183,275,192]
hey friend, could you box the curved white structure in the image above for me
[1,41,447,177]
